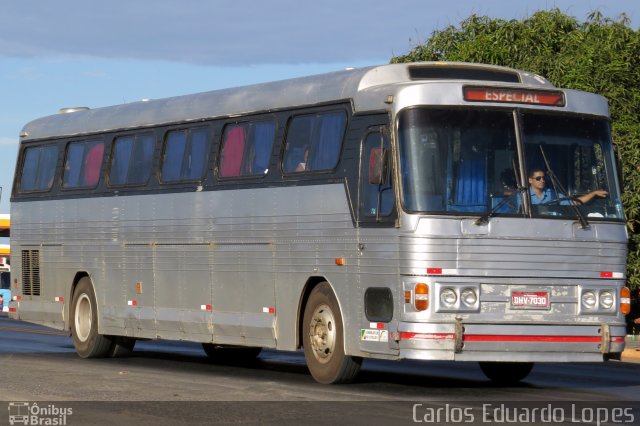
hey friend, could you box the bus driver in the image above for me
[528,168,608,205]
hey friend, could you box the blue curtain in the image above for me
[452,141,486,211]
[310,112,345,170]
[253,122,275,173]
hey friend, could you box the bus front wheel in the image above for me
[302,282,362,384]
[70,277,112,358]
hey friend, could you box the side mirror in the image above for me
[368,147,389,185]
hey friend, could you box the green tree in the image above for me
[392,9,640,287]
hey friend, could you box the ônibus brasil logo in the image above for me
[8,402,73,425]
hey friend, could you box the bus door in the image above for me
[357,125,399,356]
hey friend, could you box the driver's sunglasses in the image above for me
[533,176,545,181]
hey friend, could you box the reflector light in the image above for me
[54,296,64,302]
[9,307,16,313]
[262,307,275,314]
[463,86,565,106]
[620,287,631,315]
[414,283,429,311]
[600,271,623,279]
[200,304,212,311]
[12,295,21,301]
[426,268,442,275]
[404,290,411,304]
[335,258,346,266]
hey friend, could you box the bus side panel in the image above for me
[271,184,361,352]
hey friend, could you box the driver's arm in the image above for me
[576,189,608,204]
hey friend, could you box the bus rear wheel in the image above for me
[302,282,362,384]
[479,361,534,385]
[70,277,112,358]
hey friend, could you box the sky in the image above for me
[1,0,639,218]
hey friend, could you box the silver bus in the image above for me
[9,62,630,384]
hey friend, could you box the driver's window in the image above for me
[361,129,394,218]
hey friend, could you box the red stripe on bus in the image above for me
[463,335,601,343]
[399,332,455,341]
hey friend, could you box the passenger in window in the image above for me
[295,146,310,172]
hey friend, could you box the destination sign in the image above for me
[463,86,565,106]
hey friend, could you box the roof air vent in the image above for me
[58,107,90,114]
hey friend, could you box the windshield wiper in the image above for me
[475,186,526,226]
[539,146,590,229]
[476,160,524,226]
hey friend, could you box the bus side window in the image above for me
[161,127,210,182]
[282,111,346,174]
[219,121,276,178]
[19,144,58,192]
[310,112,346,170]
[63,140,104,189]
[110,134,154,186]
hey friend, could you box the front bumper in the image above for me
[397,322,626,362]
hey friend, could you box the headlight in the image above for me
[440,288,457,307]
[599,290,614,310]
[581,291,597,309]
[460,288,478,307]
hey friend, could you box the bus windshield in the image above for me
[398,107,624,221]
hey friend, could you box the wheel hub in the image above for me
[309,304,336,363]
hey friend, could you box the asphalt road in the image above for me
[1,313,639,425]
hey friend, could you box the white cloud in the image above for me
[0,0,633,66]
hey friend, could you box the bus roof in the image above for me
[19,62,605,142]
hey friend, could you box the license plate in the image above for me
[511,291,550,310]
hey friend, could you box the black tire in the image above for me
[479,361,534,385]
[108,336,137,358]
[70,277,113,358]
[302,282,362,384]
[202,344,262,363]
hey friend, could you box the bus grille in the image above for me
[21,250,41,296]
